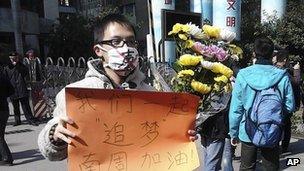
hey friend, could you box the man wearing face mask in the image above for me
[38,14,198,161]
[5,52,39,126]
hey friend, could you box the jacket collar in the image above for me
[85,59,145,89]
[255,58,272,65]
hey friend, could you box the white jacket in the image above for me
[38,59,155,161]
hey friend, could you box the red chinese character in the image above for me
[226,17,236,27]
[227,0,236,10]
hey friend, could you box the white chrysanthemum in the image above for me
[220,29,236,42]
[231,54,239,61]
[200,60,214,69]
[186,23,205,39]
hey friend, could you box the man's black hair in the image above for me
[275,50,289,63]
[94,14,136,44]
[254,37,274,59]
[9,51,19,57]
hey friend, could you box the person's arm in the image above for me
[229,75,244,141]
[38,88,71,161]
[292,64,301,85]
[281,75,295,114]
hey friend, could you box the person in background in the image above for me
[0,61,14,166]
[25,49,42,82]
[229,38,295,170]
[273,50,301,153]
[5,52,39,126]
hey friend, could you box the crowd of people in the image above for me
[1,13,304,170]
[0,50,41,165]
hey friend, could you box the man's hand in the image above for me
[53,116,76,144]
[231,137,239,146]
[188,130,198,141]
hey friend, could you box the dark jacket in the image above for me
[5,62,29,99]
[200,110,229,140]
[196,92,231,140]
[290,68,301,110]
[0,66,14,111]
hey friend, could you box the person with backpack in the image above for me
[273,50,301,153]
[229,37,295,171]
[0,62,14,165]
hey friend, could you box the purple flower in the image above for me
[193,42,228,61]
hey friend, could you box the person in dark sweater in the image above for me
[5,52,39,126]
[0,62,14,165]
[273,50,301,153]
[196,90,231,171]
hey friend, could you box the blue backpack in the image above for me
[245,85,283,148]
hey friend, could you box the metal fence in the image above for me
[27,57,91,118]
[28,56,175,118]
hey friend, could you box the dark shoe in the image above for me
[0,160,13,166]
[13,122,21,126]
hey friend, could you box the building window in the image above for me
[59,0,72,7]
[122,3,135,16]
[165,0,172,5]
[0,1,11,8]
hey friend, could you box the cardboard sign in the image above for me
[66,88,200,171]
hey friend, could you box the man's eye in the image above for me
[112,39,122,45]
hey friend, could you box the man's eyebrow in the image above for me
[110,36,135,39]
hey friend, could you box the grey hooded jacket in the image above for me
[38,59,155,161]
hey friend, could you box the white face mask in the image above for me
[97,45,139,76]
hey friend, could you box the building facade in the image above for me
[0,0,191,59]
[0,0,78,59]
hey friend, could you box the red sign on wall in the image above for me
[226,17,236,27]
[227,0,236,10]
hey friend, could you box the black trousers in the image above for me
[282,116,291,151]
[11,97,35,123]
[240,142,280,171]
[0,111,13,162]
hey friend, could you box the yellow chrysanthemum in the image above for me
[224,83,232,92]
[211,63,233,78]
[213,84,220,92]
[181,24,191,33]
[229,44,243,58]
[177,69,195,78]
[191,81,211,94]
[168,23,183,35]
[203,25,221,38]
[185,39,195,49]
[178,34,188,40]
[179,54,202,66]
[214,75,229,83]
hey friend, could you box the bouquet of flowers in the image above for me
[168,23,243,132]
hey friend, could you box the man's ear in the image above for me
[94,44,104,57]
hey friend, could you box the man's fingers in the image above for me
[57,125,76,138]
[188,129,197,135]
[56,132,72,144]
[59,115,74,125]
[189,135,198,142]
[188,129,198,142]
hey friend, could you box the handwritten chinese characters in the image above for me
[66,88,200,171]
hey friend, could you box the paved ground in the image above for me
[2,115,304,171]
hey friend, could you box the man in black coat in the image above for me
[5,52,38,126]
[0,62,14,165]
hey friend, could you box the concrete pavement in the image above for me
[2,116,66,171]
[2,114,304,171]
